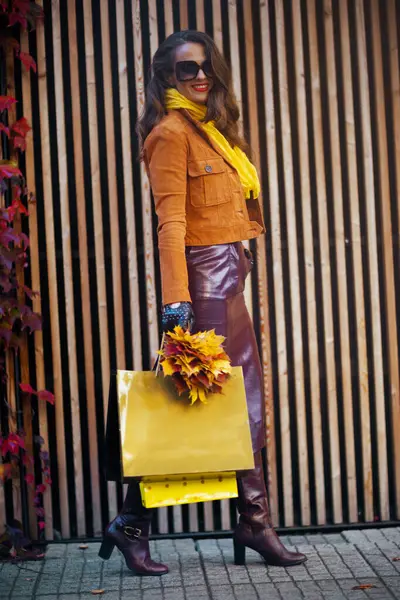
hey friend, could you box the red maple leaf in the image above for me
[25,473,35,485]
[18,51,37,73]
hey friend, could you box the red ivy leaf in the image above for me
[0,123,9,136]
[11,117,31,137]
[36,483,46,494]
[37,390,55,405]
[38,520,45,531]
[0,96,17,112]
[0,164,22,179]
[18,51,36,73]
[19,382,37,395]
[8,11,28,29]
[23,285,39,299]
[11,198,29,216]
[25,473,35,485]
[12,136,26,151]
[12,0,32,11]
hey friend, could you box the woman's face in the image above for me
[172,42,213,104]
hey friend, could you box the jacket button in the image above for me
[205,164,213,173]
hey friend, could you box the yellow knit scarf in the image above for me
[165,88,260,199]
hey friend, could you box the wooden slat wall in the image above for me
[2,0,400,539]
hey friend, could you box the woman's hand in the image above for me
[162,302,195,333]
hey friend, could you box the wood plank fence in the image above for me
[1,0,399,540]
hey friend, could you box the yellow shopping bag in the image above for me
[113,366,254,478]
[139,472,238,508]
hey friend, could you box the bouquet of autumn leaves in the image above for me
[159,326,232,404]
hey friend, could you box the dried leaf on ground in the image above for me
[392,557,400,562]
[352,584,376,590]
[79,544,88,550]
[91,590,105,596]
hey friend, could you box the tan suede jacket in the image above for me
[143,110,265,305]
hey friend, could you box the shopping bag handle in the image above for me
[153,332,166,377]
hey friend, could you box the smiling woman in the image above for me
[99,29,306,577]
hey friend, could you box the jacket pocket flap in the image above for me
[188,158,227,177]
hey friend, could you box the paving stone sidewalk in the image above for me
[1,528,400,599]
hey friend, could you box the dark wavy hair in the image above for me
[138,30,247,153]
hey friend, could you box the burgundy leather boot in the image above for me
[234,452,307,567]
[98,483,168,576]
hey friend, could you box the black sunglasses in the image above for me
[175,60,213,82]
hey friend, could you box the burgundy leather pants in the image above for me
[186,242,265,452]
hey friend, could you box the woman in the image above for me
[99,30,306,575]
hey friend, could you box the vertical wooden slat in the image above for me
[387,0,400,254]
[387,0,400,517]
[212,0,223,52]
[115,0,142,372]
[306,0,342,523]
[101,0,130,523]
[179,0,188,30]
[36,2,70,538]
[67,0,102,536]
[369,0,400,515]
[242,0,276,524]
[227,0,252,320]
[82,0,117,519]
[227,1,243,130]
[101,0,126,372]
[260,0,289,525]
[275,0,310,525]
[148,0,158,59]
[203,501,214,532]
[164,0,174,37]
[51,0,85,537]
[355,0,389,520]
[130,0,167,532]
[131,0,159,365]
[338,0,373,522]
[21,30,54,539]
[323,0,357,522]
[196,0,205,32]
[291,0,325,525]
[189,503,199,533]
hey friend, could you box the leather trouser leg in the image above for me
[234,452,307,567]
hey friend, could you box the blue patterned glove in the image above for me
[162,302,195,333]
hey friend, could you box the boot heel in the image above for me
[98,537,115,560]
[233,538,246,566]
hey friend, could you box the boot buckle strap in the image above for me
[123,526,142,540]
